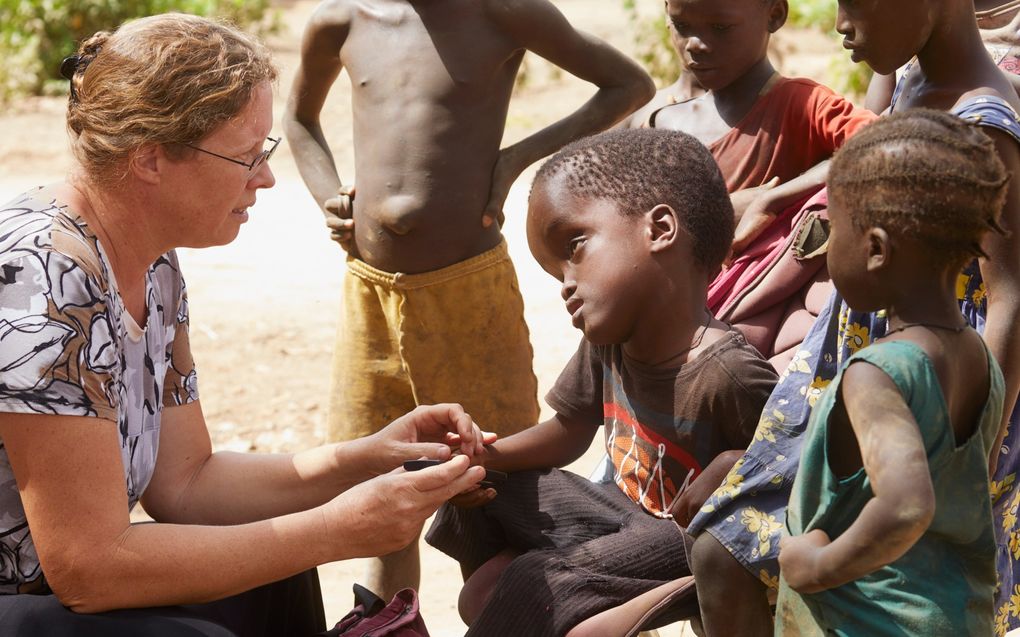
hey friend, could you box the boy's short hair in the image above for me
[829,109,1009,264]
[533,129,735,271]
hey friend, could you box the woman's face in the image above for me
[168,81,276,248]
[835,0,936,75]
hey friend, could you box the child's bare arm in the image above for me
[669,449,745,526]
[482,413,599,474]
[977,130,1020,474]
[283,3,354,245]
[779,362,935,593]
[481,0,655,225]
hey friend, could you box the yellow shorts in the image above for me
[327,239,540,441]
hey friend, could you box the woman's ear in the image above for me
[129,144,163,185]
[768,0,789,33]
[648,204,680,252]
[866,226,891,273]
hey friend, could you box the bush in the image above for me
[621,0,681,87]
[0,0,280,104]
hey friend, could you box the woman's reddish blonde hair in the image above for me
[66,13,277,183]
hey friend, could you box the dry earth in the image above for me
[0,2,842,634]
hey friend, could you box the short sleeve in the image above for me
[710,346,779,448]
[0,251,116,420]
[809,84,878,152]
[162,272,198,407]
[544,338,605,424]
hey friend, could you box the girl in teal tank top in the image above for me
[775,111,1009,635]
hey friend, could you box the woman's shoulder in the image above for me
[0,188,107,285]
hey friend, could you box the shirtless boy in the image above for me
[284,0,654,599]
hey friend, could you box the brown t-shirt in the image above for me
[547,330,777,516]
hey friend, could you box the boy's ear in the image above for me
[767,0,789,33]
[647,204,680,252]
[129,144,163,185]
[865,226,890,273]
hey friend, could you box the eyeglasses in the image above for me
[184,136,281,172]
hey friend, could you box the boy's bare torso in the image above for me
[331,0,525,272]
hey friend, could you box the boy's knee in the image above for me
[458,549,519,625]
[691,532,736,578]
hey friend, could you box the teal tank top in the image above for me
[776,340,1005,636]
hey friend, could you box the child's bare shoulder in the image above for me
[303,0,356,38]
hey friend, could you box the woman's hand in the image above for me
[366,404,497,476]
[778,529,832,594]
[324,455,485,557]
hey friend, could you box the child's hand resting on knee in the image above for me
[669,449,745,526]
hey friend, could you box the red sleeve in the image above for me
[808,83,878,153]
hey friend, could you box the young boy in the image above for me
[646,0,875,374]
[283,0,654,599]
[425,129,779,637]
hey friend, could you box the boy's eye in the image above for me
[711,23,732,32]
[567,237,586,259]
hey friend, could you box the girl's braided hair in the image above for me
[828,108,1009,263]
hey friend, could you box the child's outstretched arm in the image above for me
[283,3,354,249]
[779,362,936,594]
[978,130,1020,474]
[481,0,655,226]
[447,413,599,508]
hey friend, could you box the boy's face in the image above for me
[835,0,935,75]
[526,177,657,346]
[664,0,781,91]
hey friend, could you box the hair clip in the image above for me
[60,55,80,81]
[61,55,80,103]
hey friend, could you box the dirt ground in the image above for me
[0,2,842,634]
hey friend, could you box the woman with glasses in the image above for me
[0,13,487,636]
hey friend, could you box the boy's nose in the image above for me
[560,280,577,302]
[834,7,852,36]
[684,36,709,55]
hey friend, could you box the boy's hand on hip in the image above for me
[483,150,523,228]
[324,184,355,250]
[778,529,832,594]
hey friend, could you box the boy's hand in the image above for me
[323,184,355,250]
[778,529,832,594]
[668,450,743,526]
[449,484,498,509]
[483,149,522,228]
[728,177,780,259]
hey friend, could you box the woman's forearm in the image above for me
[155,438,373,525]
[56,508,337,613]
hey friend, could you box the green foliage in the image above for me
[0,0,281,103]
[787,0,837,31]
[785,0,872,99]
[621,0,681,87]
